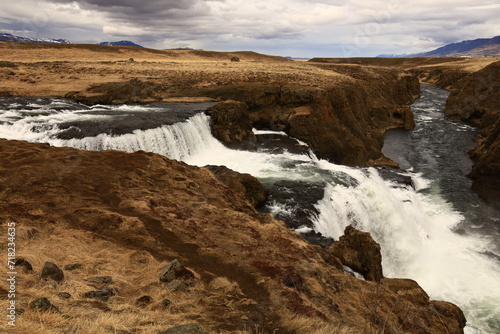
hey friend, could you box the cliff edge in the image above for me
[0,139,466,333]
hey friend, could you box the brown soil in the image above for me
[0,139,466,333]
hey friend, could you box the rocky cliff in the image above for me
[0,139,466,333]
[313,57,500,207]
[414,60,500,207]
[182,65,420,166]
[443,61,500,207]
[0,42,420,167]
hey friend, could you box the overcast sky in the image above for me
[1,0,499,57]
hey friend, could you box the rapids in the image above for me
[0,90,498,332]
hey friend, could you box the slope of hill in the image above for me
[99,40,143,47]
[0,32,71,44]
[420,36,500,57]
[378,36,500,57]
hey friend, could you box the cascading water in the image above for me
[0,93,499,333]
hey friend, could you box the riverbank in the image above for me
[309,56,500,207]
[0,41,418,167]
[0,138,467,333]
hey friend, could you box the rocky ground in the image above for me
[0,139,466,333]
[0,42,484,333]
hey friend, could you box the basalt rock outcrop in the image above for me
[329,226,383,282]
[443,61,500,207]
[0,139,466,333]
[191,66,419,166]
[206,100,256,150]
[66,78,168,105]
[204,165,268,208]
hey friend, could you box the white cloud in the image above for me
[0,0,499,57]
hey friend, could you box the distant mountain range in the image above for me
[378,36,500,58]
[0,32,71,44]
[0,33,142,48]
[99,41,143,47]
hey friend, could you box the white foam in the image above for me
[312,167,500,333]
[1,102,499,333]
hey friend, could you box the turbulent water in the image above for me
[0,91,499,333]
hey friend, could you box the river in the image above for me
[0,86,499,333]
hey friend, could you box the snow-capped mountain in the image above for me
[0,33,71,44]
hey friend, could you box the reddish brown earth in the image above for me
[0,139,466,333]
[0,43,470,333]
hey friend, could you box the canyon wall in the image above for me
[176,65,420,166]
[418,61,500,207]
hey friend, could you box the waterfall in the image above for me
[1,97,499,333]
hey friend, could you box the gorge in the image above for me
[0,43,499,333]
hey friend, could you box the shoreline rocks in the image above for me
[329,226,383,282]
[443,61,500,208]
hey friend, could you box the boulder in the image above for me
[135,295,153,307]
[205,165,268,208]
[160,299,172,309]
[30,297,59,312]
[82,287,116,302]
[15,258,33,271]
[41,261,64,282]
[159,259,181,283]
[64,263,82,271]
[329,226,383,282]
[207,100,256,150]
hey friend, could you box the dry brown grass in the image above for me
[0,222,214,334]
[0,220,359,334]
[0,41,352,99]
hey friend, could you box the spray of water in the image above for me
[1,100,499,333]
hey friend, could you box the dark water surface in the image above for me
[383,84,500,254]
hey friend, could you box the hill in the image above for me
[99,40,143,47]
[420,36,500,57]
[378,36,500,57]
